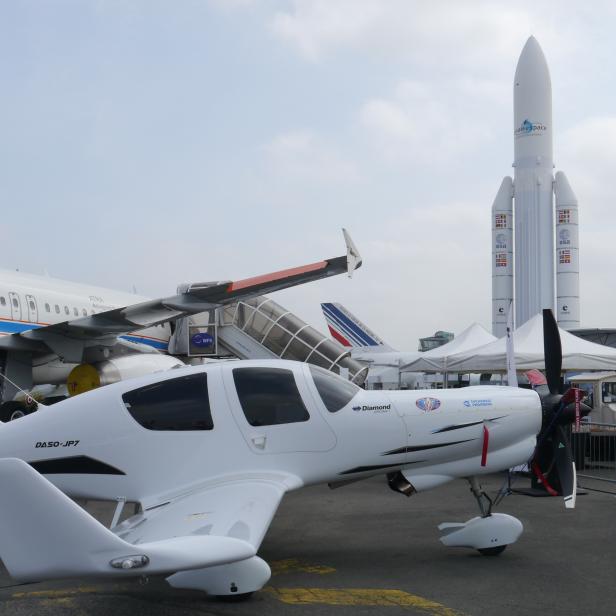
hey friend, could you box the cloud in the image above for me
[358,78,506,164]
[270,0,534,70]
[559,116,616,219]
[262,129,359,184]
[557,116,616,327]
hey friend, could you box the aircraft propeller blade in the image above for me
[552,425,576,509]
[542,309,562,395]
[528,309,589,509]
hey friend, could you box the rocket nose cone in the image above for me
[515,36,551,85]
[554,172,578,206]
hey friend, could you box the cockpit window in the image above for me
[122,373,213,431]
[233,367,310,426]
[309,365,360,413]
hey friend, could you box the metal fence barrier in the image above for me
[571,422,616,492]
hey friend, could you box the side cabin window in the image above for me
[55,304,60,314]
[232,367,309,427]
[0,297,5,306]
[122,373,213,431]
[45,303,50,312]
[309,365,360,413]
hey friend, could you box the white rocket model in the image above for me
[492,36,580,337]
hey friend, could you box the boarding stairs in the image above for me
[173,296,367,384]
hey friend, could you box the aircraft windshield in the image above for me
[309,365,360,413]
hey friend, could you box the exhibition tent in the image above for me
[441,313,616,373]
[401,322,497,372]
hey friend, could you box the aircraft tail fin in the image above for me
[0,458,254,582]
[0,458,131,581]
[320,303,393,351]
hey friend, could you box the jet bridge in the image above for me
[217,297,367,384]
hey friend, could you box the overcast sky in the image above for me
[2,1,616,349]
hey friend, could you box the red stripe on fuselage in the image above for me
[480,426,489,467]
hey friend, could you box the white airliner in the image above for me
[0,312,588,598]
[0,231,361,416]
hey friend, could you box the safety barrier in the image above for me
[571,422,616,493]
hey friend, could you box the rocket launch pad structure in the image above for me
[492,36,580,337]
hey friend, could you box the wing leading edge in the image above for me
[6,229,361,362]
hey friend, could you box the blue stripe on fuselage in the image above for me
[0,319,169,351]
[121,335,169,350]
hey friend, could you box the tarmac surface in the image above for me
[0,473,615,616]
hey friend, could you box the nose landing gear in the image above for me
[437,477,523,556]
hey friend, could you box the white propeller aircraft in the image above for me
[0,311,589,599]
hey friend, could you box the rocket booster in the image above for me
[491,36,580,336]
[554,171,580,328]
[491,178,513,334]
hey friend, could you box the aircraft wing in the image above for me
[0,458,293,582]
[4,229,361,362]
[115,477,290,549]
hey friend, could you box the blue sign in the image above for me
[191,332,215,348]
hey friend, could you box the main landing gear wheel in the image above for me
[438,478,523,554]
[0,402,32,422]
[478,545,507,556]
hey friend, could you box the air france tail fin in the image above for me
[321,303,393,351]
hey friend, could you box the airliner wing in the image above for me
[5,230,361,361]
[0,458,290,582]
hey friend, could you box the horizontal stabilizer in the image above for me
[0,459,254,582]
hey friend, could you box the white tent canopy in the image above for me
[401,322,497,372]
[439,313,616,373]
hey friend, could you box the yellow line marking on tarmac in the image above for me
[264,587,465,615]
[12,587,100,599]
[270,558,336,576]
[39,597,76,608]
[10,583,465,615]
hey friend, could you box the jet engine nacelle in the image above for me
[67,355,185,396]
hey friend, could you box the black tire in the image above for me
[0,402,31,422]
[478,545,507,556]
[216,592,254,602]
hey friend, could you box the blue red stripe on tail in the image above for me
[321,303,385,348]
